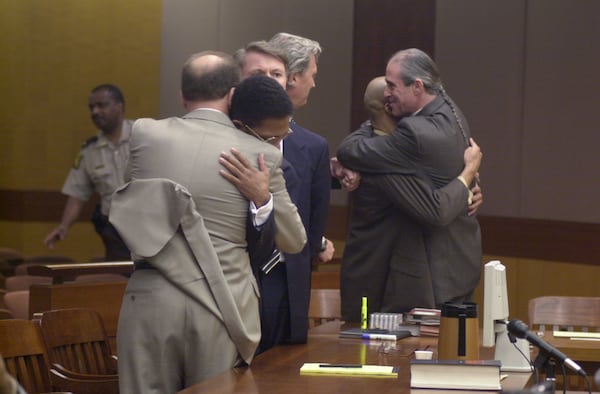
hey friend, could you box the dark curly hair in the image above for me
[230,75,293,127]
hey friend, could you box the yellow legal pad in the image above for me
[300,363,398,378]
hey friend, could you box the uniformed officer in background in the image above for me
[44,84,132,261]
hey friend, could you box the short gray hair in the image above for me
[269,32,322,76]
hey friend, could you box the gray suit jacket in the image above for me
[114,109,306,362]
[338,97,482,309]
[110,178,261,361]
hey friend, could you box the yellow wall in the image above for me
[0,0,161,261]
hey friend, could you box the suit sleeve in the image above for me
[269,156,307,253]
[372,175,469,227]
[336,123,418,175]
[308,140,331,259]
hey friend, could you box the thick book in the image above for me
[410,359,502,390]
[300,363,398,377]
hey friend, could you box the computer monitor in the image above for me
[482,260,531,372]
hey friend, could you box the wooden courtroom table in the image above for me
[178,321,533,394]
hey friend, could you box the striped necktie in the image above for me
[261,248,281,274]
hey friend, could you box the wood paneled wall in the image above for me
[0,1,161,260]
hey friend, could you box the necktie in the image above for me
[261,248,281,274]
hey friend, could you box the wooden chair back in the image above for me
[5,275,52,292]
[4,290,29,320]
[0,248,24,261]
[308,288,342,328]
[528,296,600,331]
[0,318,119,393]
[34,308,117,375]
[0,247,24,276]
[0,308,14,319]
[0,289,6,308]
[0,319,53,393]
[528,296,600,391]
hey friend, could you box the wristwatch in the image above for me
[320,236,328,252]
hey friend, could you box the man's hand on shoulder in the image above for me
[219,148,270,207]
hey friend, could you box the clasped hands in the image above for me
[330,157,361,192]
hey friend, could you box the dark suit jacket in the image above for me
[254,158,299,353]
[253,122,330,346]
[282,121,330,343]
[337,97,482,311]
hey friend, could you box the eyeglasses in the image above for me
[244,124,293,144]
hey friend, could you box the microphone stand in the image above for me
[533,349,556,393]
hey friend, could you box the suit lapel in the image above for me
[284,122,307,165]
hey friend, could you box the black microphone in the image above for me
[507,319,586,377]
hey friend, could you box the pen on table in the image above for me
[362,333,397,341]
[319,364,363,368]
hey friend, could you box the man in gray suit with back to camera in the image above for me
[109,51,306,393]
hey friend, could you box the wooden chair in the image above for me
[0,319,119,393]
[5,275,52,292]
[528,296,600,390]
[528,296,600,332]
[308,288,342,328]
[4,290,29,319]
[34,308,118,377]
[0,289,6,308]
[0,247,24,276]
